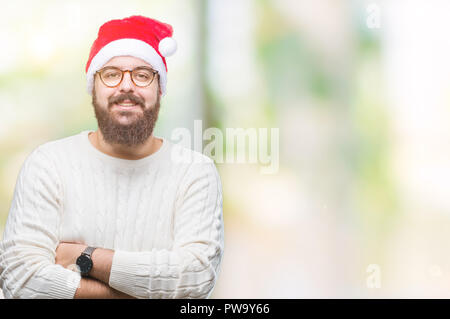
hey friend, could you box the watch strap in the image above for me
[82,246,96,258]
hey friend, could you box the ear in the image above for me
[93,74,99,90]
[158,82,162,97]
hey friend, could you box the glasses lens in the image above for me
[100,68,122,87]
[132,68,154,87]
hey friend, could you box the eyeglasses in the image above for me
[96,66,158,88]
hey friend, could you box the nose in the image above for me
[119,71,135,92]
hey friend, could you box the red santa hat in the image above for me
[85,15,177,96]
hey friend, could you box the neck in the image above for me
[88,130,162,160]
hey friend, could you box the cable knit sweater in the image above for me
[0,130,224,299]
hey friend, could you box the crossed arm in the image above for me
[55,243,134,299]
[0,149,223,299]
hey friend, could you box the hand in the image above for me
[55,242,87,269]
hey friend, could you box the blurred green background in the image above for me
[2,0,450,298]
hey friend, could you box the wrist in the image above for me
[89,247,114,285]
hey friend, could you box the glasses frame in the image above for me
[96,66,159,88]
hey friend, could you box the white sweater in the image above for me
[0,130,224,299]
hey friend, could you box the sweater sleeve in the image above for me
[0,147,81,299]
[108,160,224,299]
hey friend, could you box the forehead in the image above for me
[103,56,153,69]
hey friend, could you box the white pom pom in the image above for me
[159,37,177,57]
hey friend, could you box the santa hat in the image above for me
[85,15,177,96]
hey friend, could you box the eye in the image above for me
[102,70,121,79]
[134,71,151,80]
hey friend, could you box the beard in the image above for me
[92,87,161,147]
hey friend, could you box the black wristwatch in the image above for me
[76,246,96,277]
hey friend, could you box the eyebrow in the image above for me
[103,66,154,70]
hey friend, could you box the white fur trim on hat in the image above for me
[86,38,168,96]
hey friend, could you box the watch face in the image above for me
[76,254,93,275]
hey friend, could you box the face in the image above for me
[92,56,161,146]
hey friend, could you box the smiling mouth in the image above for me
[113,101,141,110]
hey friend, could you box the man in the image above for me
[0,15,224,299]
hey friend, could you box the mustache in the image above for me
[108,93,145,108]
